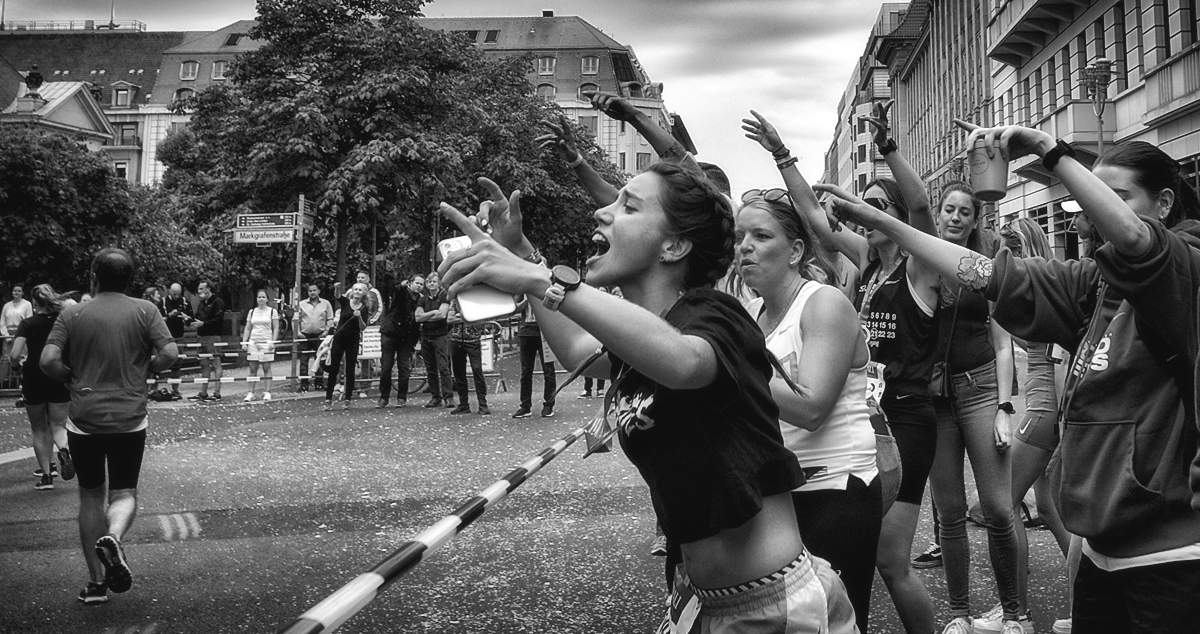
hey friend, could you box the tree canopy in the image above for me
[161,0,624,293]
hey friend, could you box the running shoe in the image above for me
[478,405,491,416]
[95,534,132,593]
[209,393,222,401]
[941,617,972,634]
[423,398,443,409]
[77,581,108,605]
[376,398,387,409]
[243,392,255,403]
[33,464,59,478]
[540,404,555,418]
[512,407,532,419]
[577,391,592,399]
[450,403,471,415]
[341,398,350,411]
[323,400,333,412]
[35,474,54,490]
[1052,618,1072,634]
[262,391,272,402]
[1002,620,1028,634]
[650,534,668,557]
[57,447,75,481]
[912,542,943,568]
[974,605,1033,633]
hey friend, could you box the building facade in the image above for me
[418,12,676,175]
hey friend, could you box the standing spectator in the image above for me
[354,270,383,399]
[416,272,453,409]
[161,284,191,400]
[10,284,74,490]
[241,290,280,402]
[513,291,557,419]
[447,299,490,415]
[190,280,225,401]
[377,275,420,408]
[325,283,368,411]
[3,283,34,365]
[40,248,178,605]
[578,286,618,398]
[297,283,334,392]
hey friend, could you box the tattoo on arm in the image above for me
[956,255,994,291]
[660,141,688,162]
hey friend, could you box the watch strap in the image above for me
[1041,139,1076,172]
[878,138,898,156]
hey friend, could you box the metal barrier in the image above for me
[276,426,587,634]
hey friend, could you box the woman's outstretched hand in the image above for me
[587,91,640,122]
[860,99,893,146]
[436,201,543,299]
[812,183,891,233]
[741,110,786,154]
[475,177,532,257]
[964,124,1055,162]
[535,117,581,164]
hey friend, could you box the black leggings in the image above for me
[326,336,359,401]
[793,475,882,634]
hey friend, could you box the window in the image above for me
[619,153,626,171]
[537,57,556,75]
[579,82,600,100]
[483,29,499,43]
[174,88,196,102]
[626,83,643,98]
[858,174,867,195]
[180,61,199,80]
[636,152,651,171]
[579,115,598,136]
[857,145,867,163]
[581,56,599,75]
[113,89,130,107]
[224,33,243,46]
[113,162,128,179]
[115,123,138,146]
[456,30,479,42]
[212,60,229,80]
[536,83,556,100]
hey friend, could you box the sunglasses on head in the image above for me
[741,188,791,205]
[863,197,893,211]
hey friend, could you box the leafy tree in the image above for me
[121,185,224,292]
[0,126,132,291]
[164,0,624,295]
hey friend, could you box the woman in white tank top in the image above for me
[737,187,881,633]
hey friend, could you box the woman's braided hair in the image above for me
[644,162,735,289]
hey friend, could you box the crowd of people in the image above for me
[5,81,1200,634]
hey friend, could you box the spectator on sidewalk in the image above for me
[240,289,280,403]
[161,283,191,400]
[41,247,178,605]
[377,275,420,408]
[514,291,556,419]
[297,283,334,392]
[3,283,33,365]
[447,298,489,415]
[416,272,452,409]
[190,280,224,401]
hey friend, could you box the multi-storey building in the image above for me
[988,0,1200,258]
[824,3,908,195]
[418,11,678,174]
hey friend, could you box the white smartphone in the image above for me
[436,236,517,323]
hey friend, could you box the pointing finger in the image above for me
[438,202,490,242]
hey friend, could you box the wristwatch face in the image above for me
[551,265,581,288]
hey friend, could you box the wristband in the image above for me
[877,138,897,156]
[770,145,790,159]
[776,156,798,171]
[1041,139,1076,172]
[524,248,545,265]
[567,154,585,168]
[997,402,1016,415]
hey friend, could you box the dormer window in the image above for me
[180,61,199,80]
[537,56,556,75]
[224,33,243,46]
[536,83,556,100]
[212,60,229,80]
[174,88,195,102]
[113,89,130,107]
[483,29,499,43]
[581,56,599,75]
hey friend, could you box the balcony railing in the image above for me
[0,19,146,32]
[106,136,142,148]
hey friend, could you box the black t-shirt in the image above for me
[418,289,449,337]
[939,286,994,373]
[855,257,940,395]
[16,313,58,382]
[332,296,366,341]
[609,288,805,545]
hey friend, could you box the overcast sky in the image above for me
[4,0,889,195]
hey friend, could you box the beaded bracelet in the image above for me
[771,145,791,159]
[776,156,798,171]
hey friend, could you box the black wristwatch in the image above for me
[877,138,898,156]
[1041,139,1076,172]
[997,402,1016,415]
[543,265,582,312]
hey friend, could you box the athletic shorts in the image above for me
[246,341,275,363]
[21,373,69,406]
[657,551,858,634]
[1016,357,1059,451]
[881,390,937,505]
[68,429,147,490]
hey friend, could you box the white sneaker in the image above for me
[243,392,255,403]
[262,391,271,402]
[1051,618,1071,634]
[942,617,973,634]
[974,604,1003,632]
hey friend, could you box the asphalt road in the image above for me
[0,356,1070,634]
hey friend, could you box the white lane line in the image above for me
[0,447,34,466]
[185,512,201,538]
[159,515,173,541]
[173,514,189,540]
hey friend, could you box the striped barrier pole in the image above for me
[276,426,588,634]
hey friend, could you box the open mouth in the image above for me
[592,233,611,258]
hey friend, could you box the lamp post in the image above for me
[1082,58,1113,159]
